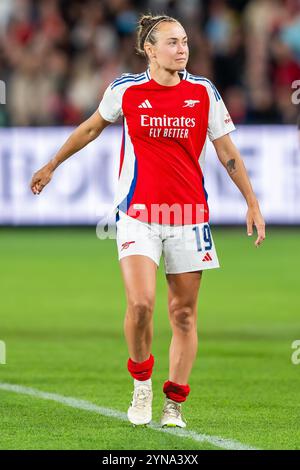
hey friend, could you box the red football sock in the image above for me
[163,380,190,403]
[127,354,154,381]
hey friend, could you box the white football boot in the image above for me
[160,398,187,428]
[127,383,153,426]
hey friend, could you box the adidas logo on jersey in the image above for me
[202,252,212,262]
[138,99,152,108]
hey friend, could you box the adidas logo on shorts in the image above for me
[202,252,212,262]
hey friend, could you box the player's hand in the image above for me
[246,205,266,247]
[30,162,54,195]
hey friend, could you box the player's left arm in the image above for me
[213,133,266,247]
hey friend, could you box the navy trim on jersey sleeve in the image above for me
[187,74,221,101]
[111,73,147,90]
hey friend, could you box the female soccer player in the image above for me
[30,14,265,428]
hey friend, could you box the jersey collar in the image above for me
[146,67,187,82]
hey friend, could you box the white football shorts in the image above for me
[116,210,220,274]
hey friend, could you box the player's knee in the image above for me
[128,299,154,328]
[170,305,195,333]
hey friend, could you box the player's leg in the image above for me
[116,210,162,425]
[166,270,202,385]
[120,255,157,364]
[160,271,201,428]
[119,254,157,425]
[116,210,161,366]
[160,221,219,427]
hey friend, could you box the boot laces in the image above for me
[165,399,182,419]
[131,386,151,409]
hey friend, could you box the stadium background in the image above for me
[0,0,300,450]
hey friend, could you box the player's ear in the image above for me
[144,44,150,59]
[144,43,154,60]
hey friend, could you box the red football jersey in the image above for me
[99,68,235,225]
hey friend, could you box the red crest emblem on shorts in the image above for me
[121,241,136,251]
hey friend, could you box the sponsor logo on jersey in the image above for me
[224,112,232,124]
[121,241,136,251]
[183,99,200,107]
[141,115,196,128]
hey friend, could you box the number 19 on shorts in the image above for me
[192,224,212,252]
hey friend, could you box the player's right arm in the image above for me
[30,110,111,195]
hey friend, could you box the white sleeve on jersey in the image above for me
[98,84,123,123]
[207,85,236,141]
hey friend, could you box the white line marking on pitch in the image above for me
[0,382,258,450]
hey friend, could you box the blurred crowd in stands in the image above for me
[0,0,299,126]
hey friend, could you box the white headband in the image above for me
[143,19,168,48]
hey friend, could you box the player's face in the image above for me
[152,22,189,71]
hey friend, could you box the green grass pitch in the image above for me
[0,227,299,450]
